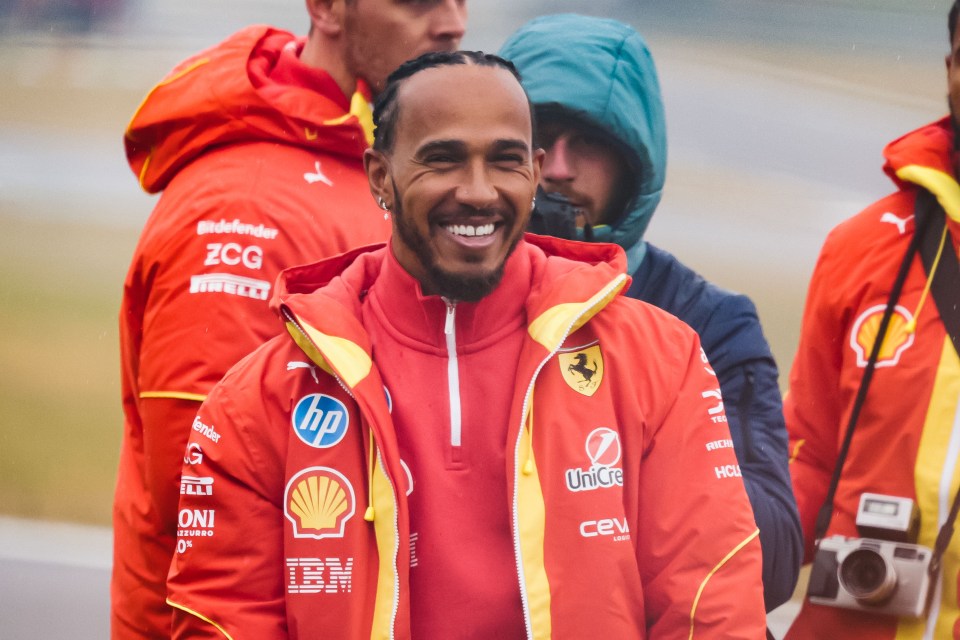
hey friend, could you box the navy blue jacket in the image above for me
[630,244,802,609]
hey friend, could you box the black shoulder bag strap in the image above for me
[915,189,960,575]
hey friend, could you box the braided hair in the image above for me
[372,51,532,153]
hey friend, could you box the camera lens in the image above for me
[838,548,897,604]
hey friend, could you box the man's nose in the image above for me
[455,162,498,209]
[430,0,467,46]
[541,137,575,183]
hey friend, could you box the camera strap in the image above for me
[811,193,933,545]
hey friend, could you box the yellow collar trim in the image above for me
[322,90,375,146]
[527,274,628,350]
[895,165,960,223]
[284,319,371,388]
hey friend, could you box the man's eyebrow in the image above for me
[414,139,466,157]
[491,139,531,153]
[413,138,531,158]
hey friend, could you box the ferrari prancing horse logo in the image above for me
[559,344,604,396]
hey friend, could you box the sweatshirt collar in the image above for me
[367,245,533,351]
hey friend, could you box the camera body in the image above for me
[808,493,932,618]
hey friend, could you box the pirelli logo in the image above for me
[189,274,270,300]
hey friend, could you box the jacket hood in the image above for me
[125,25,374,194]
[499,14,667,264]
[883,117,960,226]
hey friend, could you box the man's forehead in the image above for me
[398,64,528,116]
[393,64,533,146]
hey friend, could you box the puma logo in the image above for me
[880,212,912,235]
[287,361,319,383]
[304,161,333,187]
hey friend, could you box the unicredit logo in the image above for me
[565,427,624,492]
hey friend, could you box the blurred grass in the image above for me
[0,213,136,525]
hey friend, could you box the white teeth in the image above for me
[446,223,495,237]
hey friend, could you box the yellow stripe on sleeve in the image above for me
[688,528,760,640]
[166,599,234,639]
[140,391,207,402]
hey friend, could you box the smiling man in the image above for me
[166,51,766,638]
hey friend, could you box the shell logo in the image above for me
[284,467,356,540]
[849,304,915,368]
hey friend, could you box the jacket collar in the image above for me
[275,235,631,388]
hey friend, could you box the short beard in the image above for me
[391,184,517,303]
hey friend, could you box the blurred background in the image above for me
[0,0,950,636]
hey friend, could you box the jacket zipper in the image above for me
[511,318,596,638]
[510,274,627,639]
[444,300,463,460]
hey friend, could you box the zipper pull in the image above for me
[444,299,456,335]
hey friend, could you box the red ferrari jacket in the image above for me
[167,236,766,639]
[112,26,391,638]
[786,118,960,639]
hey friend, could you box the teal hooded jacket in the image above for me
[500,13,666,272]
[501,14,802,612]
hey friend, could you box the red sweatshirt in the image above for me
[364,250,528,638]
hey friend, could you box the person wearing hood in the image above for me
[112,2,466,637]
[500,14,802,612]
[166,50,766,638]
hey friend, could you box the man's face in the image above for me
[344,0,466,94]
[365,64,543,301]
[538,117,631,228]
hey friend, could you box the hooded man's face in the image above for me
[364,63,543,302]
[537,115,634,229]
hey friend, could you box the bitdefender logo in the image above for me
[565,427,624,492]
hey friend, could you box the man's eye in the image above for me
[494,154,524,164]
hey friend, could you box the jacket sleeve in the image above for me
[139,396,206,541]
[167,351,288,639]
[784,237,846,562]
[710,296,802,611]
[637,333,767,639]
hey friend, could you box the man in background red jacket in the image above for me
[112,1,466,637]
[785,1,960,637]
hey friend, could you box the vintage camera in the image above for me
[808,493,933,618]
[528,187,591,241]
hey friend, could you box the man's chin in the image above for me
[425,266,506,303]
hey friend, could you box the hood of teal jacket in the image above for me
[499,14,666,271]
